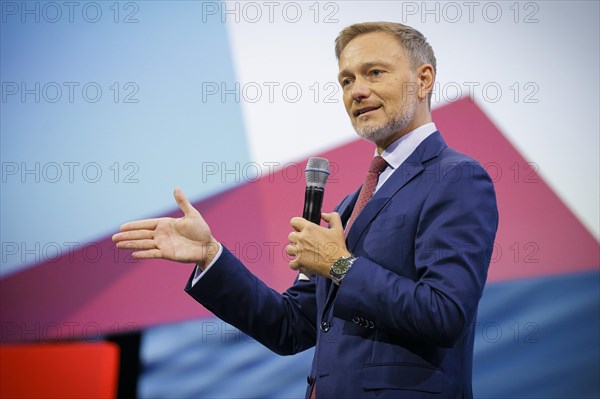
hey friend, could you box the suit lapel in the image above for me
[339,189,360,228]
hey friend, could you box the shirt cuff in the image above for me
[191,243,223,287]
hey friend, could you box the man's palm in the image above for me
[113,188,218,265]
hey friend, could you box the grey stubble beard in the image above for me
[352,95,417,144]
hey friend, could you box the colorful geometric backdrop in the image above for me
[1,1,598,398]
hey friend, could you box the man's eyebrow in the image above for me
[338,61,395,81]
[337,69,350,82]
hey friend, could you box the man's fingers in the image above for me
[285,243,297,256]
[119,218,160,232]
[288,257,301,271]
[174,187,198,217]
[290,217,308,231]
[288,231,298,243]
[112,229,154,242]
[131,249,163,259]
[322,212,343,231]
[116,239,156,250]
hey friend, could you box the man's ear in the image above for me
[417,64,435,103]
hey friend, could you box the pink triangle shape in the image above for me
[1,98,597,343]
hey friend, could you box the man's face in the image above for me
[338,31,419,145]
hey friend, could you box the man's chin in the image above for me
[353,124,397,144]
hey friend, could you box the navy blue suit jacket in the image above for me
[186,132,499,398]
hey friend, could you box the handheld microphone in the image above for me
[299,157,330,280]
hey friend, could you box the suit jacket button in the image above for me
[307,376,315,385]
[352,316,360,324]
[320,321,331,332]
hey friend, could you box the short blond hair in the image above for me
[335,22,437,107]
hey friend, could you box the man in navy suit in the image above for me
[114,22,498,398]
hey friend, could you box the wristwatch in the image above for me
[330,255,357,285]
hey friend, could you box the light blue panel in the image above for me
[140,317,314,399]
[1,1,250,276]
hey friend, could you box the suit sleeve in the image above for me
[333,161,498,347]
[185,247,318,355]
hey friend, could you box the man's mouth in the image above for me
[354,106,381,117]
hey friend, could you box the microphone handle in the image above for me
[299,186,325,280]
[303,186,325,224]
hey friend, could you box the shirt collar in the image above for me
[376,122,438,170]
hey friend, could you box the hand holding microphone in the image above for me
[284,157,344,280]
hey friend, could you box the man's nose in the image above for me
[350,78,371,102]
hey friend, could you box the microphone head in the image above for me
[305,157,330,188]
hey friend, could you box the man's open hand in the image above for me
[112,187,219,266]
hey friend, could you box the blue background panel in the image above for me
[139,271,600,398]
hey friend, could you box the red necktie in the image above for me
[345,155,388,235]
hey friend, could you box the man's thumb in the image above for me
[174,187,197,216]
[322,212,343,230]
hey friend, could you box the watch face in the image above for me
[332,258,350,275]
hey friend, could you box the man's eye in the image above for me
[370,69,383,77]
[341,78,352,87]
